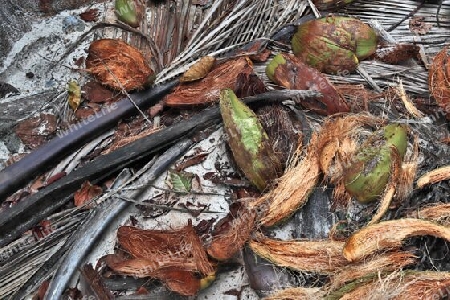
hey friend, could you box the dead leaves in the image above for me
[74,181,102,207]
[15,113,57,149]
[180,56,216,82]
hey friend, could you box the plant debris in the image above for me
[180,56,216,82]
[15,113,57,149]
[343,219,450,262]
[73,181,103,207]
[266,53,349,115]
[409,16,433,35]
[220,89,282,191]
[429,47,450,117]
[292,16,377,74]
[206,201,256,261]
[165,57,258,106]
[104,222,216,296]
[249,234,348,274]
[86,39,154,91]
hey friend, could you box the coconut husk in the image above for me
[165,57,257,106]
[107,223,215,276]
[329,251,417,291]
[207,200,256,261]
[263,287,326,300]
[343,218,450,262]
[408,202,450,226]
[429,47,450,118]
[249,234,348,274]
[86,39,154,91]
[335,271,450,300]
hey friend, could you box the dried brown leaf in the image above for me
[79,8,99,22]
[73,181,102,207]
[15,113,57,149]
[343,219,450,262]
[180,56,216,82]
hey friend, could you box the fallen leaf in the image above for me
[15,113,57,149]
[168,170,194,193]
[68,80,82,111]
[79,8,99,22]
[180,56,216,82]
[82,81,120,103]
[74,181,103,207]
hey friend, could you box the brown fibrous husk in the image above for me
[429,47,450,118]
[408,203,450,226]
[263,287,326,300]
[329,251,417,291]
[165,57,256,106]
[250,133,321,226]
[338,271,450,300]
[416,165,450,189]
[106,223,215,276]
[207,200,256,261]
[86,39,154,91]
[343,218,450,262]
[249,234,348,274]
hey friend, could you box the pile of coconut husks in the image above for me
[1,0,450,299]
